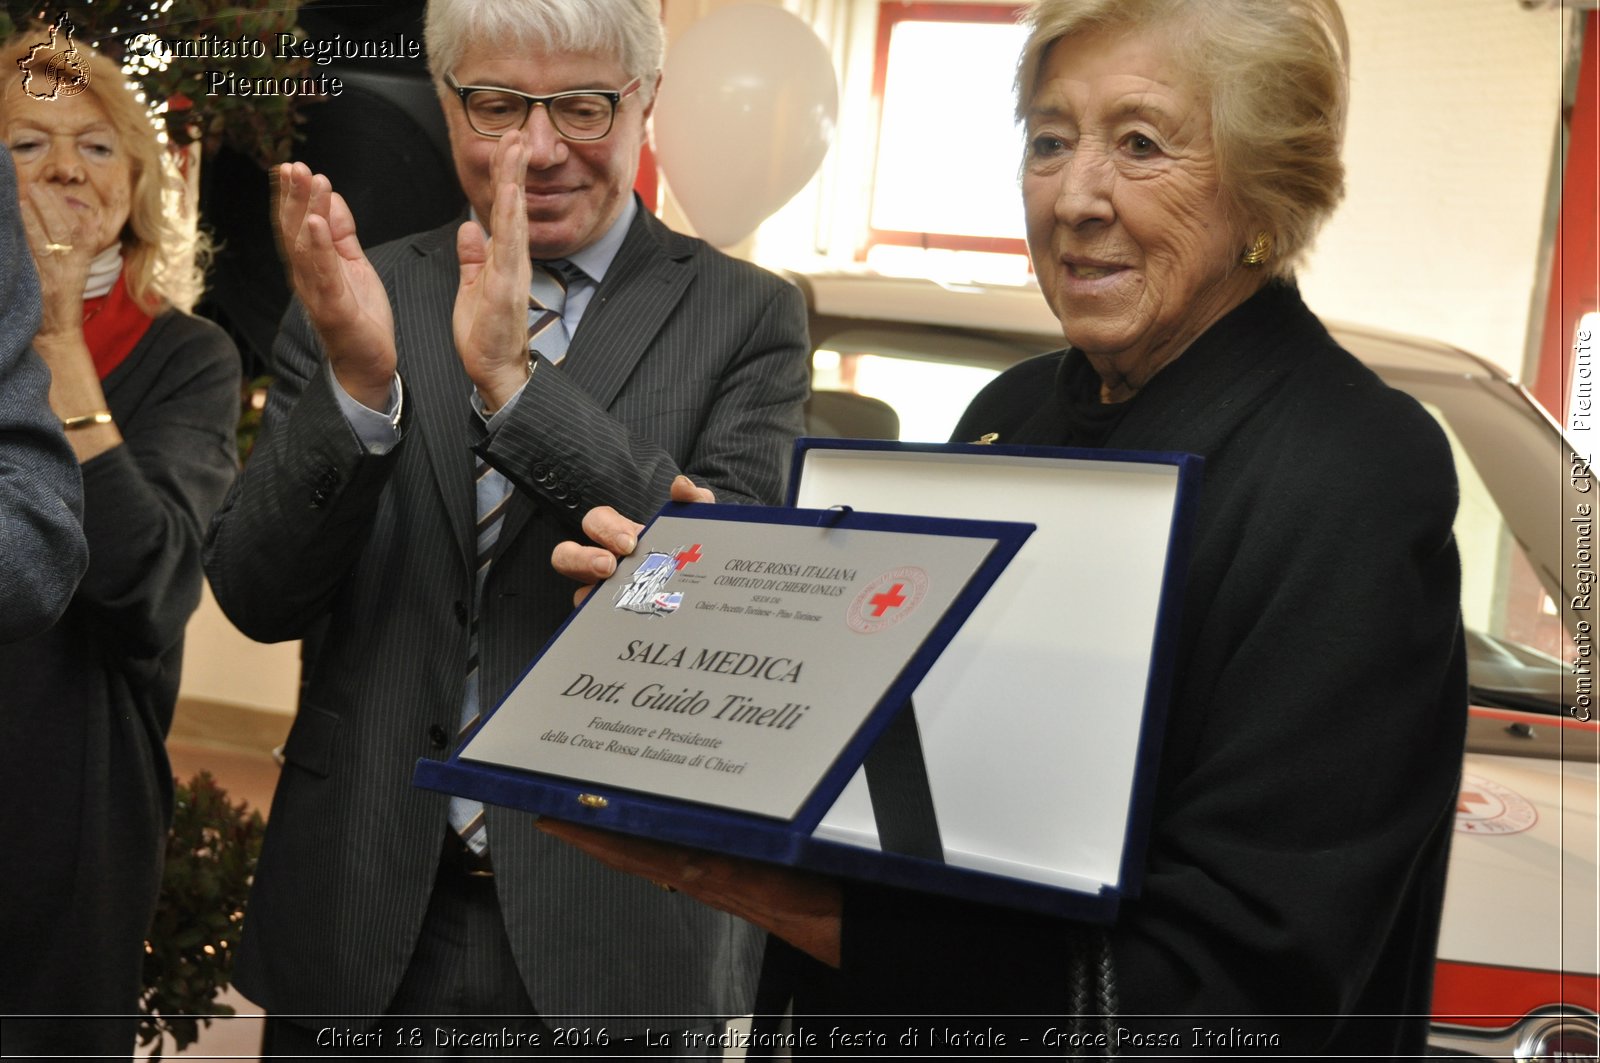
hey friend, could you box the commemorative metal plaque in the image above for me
[452,503,1032,822]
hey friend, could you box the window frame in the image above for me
[863,1,1030,260]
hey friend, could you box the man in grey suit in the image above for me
[204,0,809,1051]
[0,148,86,641]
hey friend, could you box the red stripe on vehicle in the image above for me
[1469,704,1600,733]
[1433,960,1600,1028]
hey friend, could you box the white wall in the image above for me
[179,584,300,715]
[1254,0,1565,378]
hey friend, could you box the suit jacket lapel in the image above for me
[560,209,695,410]
[398,224,479,574]
[494,211,696,553]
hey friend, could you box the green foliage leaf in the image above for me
[138,771,266,1057]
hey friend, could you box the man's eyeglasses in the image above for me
[445,73,642,141]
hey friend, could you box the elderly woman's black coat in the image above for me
[767,280,1468,1058]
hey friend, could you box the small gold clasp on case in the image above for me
[973,432,1000,445]
[577,793,609,809]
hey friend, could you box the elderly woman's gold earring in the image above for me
[1240,232,1273,267]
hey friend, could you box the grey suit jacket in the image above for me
[205,205,810,1027]
[0,148,85,641]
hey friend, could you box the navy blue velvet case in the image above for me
[781,440,1201,919]
[416,435,1198,919]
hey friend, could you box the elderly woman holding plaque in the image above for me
[547,0,1465,1054]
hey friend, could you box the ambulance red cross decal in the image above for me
[1452,772,1537,835]
[848,566,929,634]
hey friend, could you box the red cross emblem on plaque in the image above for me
[868,582,908,617]
[673,544,702,570]
[848,566,928,634]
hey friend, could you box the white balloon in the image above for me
[654,4,838,248]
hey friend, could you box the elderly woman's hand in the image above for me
[551,475,714,606]
[536,818,843,966]
[18,183,99,339]
[15,183,119,462]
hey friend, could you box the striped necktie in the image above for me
[447,262,577,853]
[446,442,505,854]
[527,261,571,364]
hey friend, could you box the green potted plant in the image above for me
[137,771,266,1061]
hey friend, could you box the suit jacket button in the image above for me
[453,600,468,626]
[428,724,449,750]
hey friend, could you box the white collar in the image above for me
[84,245,123,299]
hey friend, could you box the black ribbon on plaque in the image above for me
[862,698,943,861]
